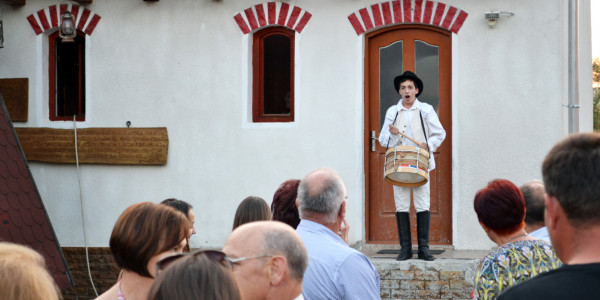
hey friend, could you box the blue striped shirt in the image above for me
[296,220,381,300]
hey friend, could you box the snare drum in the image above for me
[384,146,430,187]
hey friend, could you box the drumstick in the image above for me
[396,130,421,147]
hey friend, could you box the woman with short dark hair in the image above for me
[271,179,301,229]
[96,202,189,300]
[473,179,561,300]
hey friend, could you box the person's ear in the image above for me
[339,201,346,219]
[296,198,299,208]
[268,256,287,286]
[545,194,560,230]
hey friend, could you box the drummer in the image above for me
[378,70,446,261]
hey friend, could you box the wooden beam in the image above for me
[0,0,25,6]
[0,0,92,6]
[15,127,168,165]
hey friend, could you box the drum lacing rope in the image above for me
[415,146,420,174]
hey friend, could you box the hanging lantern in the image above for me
[59,10,76,42]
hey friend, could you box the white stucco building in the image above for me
[0,0,593,252]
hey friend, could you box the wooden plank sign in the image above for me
[0,78,29,122]
[14,127,168,165]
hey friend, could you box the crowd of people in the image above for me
[1,133,599,299]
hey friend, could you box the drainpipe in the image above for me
[568,0,580,134]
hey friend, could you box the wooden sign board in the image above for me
[14,127,168,165]
[0,78,28,122]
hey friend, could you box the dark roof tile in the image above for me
[0,95,72,289]
[18,178,32,195]
[8,206,24,227]
[7,159,22,178]
[7,189,21,209]
[20,224,35,244]
[0,160,9,179]
[17,192,32,210]
[20,206,34,226]
[0,197,9,211]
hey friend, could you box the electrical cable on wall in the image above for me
[74,116,99,297]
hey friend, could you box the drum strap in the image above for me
[419,110,428,146]
[386,111,400,149]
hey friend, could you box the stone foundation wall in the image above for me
[373,259,479,300]
[60,247,480,300]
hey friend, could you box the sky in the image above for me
[593,0,599,60]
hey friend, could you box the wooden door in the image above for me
[365,25,452,244]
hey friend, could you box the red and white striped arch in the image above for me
[348,0,468,35]
[233,2,312,34]
[26,4,101,36]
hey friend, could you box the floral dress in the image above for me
[473,240,562,300]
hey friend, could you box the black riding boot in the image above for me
[417,211,435,261]
[395,212,412,261]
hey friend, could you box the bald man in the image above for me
[296,168,381,300]
[223,221,308,300]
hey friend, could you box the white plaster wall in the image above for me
[0,0,593,251]
[451,0,565,249]
[450,0,592,249]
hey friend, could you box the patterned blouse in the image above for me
[473,239,562,300]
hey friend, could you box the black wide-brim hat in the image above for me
[393,71,424,97]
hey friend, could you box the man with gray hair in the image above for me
[296,168,380,300]
[223,220,308,300]
[520,180,550,242]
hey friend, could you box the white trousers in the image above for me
[393,181,430,212]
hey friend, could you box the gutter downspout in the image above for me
[568,0,580,134]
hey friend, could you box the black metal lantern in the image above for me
[59,10,76,42]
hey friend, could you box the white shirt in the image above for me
[529,226,550,242]
[378,99,446,170]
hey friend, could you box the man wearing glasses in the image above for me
[296,168,381,300]
[223,220,308,300]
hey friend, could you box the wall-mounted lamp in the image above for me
[59,10,76,42]
[485,11,514,28]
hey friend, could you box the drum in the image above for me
[384,146,430,187]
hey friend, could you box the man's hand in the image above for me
[389,124,400,135]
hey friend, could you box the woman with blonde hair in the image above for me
[0,242,62,300]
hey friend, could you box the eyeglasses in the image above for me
[155,250,229,274]
[224,254,273,266]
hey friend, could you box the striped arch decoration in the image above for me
[233,2,312,34]
[348,0,468,35]
[26,4,101,36]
